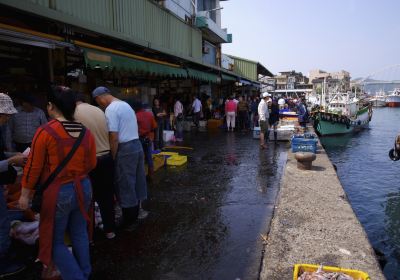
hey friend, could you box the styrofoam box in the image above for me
[163,130,175,142]
[253,127,261,139]
[268,128,294,141]
[199,120,207,127]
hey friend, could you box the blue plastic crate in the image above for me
[291,135,318,153]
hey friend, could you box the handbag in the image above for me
[31,127,86,213]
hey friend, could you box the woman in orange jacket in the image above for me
[19,86,97,280]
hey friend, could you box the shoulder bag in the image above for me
[31,127,86,213]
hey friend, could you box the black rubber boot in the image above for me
[274,131,278,142]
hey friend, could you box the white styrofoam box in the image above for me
[268,127,295,141]
[253,127,261,139]
[163,130,175,142]
[199,120,207,127]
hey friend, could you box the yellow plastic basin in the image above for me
[293,264,370,280]
[166,155,187,166]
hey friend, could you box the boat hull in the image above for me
[313,108,371,136]
[387,102,400,107]
[386,95,400,107]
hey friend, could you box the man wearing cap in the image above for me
[92,87,147,231]
[0,93,27,277]
[258,92,271,149]
[9,94,47,152]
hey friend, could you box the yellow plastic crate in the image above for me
[167,155,187,166]
[293,264,370,280]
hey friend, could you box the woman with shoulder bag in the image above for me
[18,86,97,280]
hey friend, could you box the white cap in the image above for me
[262,92,271,98]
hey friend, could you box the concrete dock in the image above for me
[260,142,385,279]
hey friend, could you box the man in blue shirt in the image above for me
[93,87,147,231]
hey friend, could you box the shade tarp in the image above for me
[221,73,237,82]
[83,48,187,78]
[187,68,219,83]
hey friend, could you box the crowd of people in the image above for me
[0,86,154,279]
[0,86,309,279]
[222,93,308,149]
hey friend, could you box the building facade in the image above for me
[271,71,310,91]
[310,69,351,93]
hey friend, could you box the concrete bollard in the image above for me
[294,152,316,170]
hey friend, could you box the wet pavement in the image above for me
[16,130,288,280]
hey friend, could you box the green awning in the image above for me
[187,68,219,83]
[221,73,237,82]
[83,48,187,78]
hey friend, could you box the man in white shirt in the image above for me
[92,86,147,231]
[174,96,184,141]
[191,96,202,128]
[258,92,271,149]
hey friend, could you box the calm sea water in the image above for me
[321,108,400,279]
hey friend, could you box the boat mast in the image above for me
[321,77,326,109]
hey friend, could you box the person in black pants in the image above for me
[269,99,280,142]
[89,154,115,235]
[74,96,116,239]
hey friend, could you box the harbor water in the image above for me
[321,108,400,279]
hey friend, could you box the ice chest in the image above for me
[291,134,318,153]
[253,127,261,139]
[293,264,370,280]
[163,130,174,142]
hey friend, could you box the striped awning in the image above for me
[187,68,220,83]
[84,48,188,78]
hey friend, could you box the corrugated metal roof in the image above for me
[2,0,203,62]
[232,57,258,81]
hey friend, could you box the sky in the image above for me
[220,0,400,79]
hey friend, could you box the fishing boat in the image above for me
[311,82,372,136]
[370,90,387,107]
[386,88,400,107]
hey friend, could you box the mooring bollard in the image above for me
[294,152,316,170]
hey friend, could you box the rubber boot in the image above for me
[274,131,278,143]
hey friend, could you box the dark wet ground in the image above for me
[13,130,288,280]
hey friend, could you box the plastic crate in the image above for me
[293,264,370,280]
[291,135,318,153]
[207,119,223,130]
